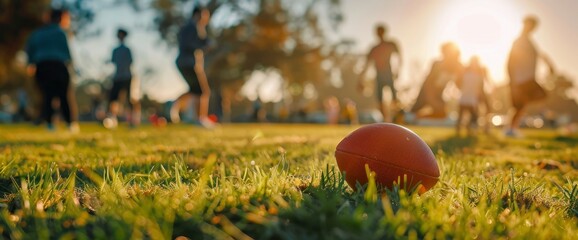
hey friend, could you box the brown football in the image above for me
[335,123,440,192]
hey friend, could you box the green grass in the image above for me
[0,123,577,239]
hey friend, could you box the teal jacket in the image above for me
[26,24,71,64]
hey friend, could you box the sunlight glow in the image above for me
[439,1,522,84]
[241,70,284,102]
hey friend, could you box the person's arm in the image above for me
[194,49,210,93]
[180,24,208,53]
[197,10,210,48]
[25,33,36,76]
[357,50,373,92]
[424,61,441,87]
[61,31,72,66]
[393,41,402,79]
[507,41,518,83]
[110,48,117,65]
[127,47,133,66]
[539,53,555,75]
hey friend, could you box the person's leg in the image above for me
[195,71,211,122]
[375,78,387,122]
[387,72,398,105]
[41,87,54,126]
[119,81,130,124]
[480,93,491,134]
[466,106,477,136]
[105,81,122,128]
[199,92,210,120]
[510,106,525,131]
[456,105,464,136]
[470,105,479,127]
[57,79,72,125]
[378,100,388,122]
[411,90,426,113]
[386,75,400,123]
[506,84,525,136]
[35,63,56,128]
[51,63,72,126]
[124,80,140,127]
[172,66,197,123]
[192,94,201,120]
[190,90,211,124]
[171,93,192,123]
[130,101,141,127]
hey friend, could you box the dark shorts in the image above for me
[109,78,132,103]
[376,71,396,101]
[177,66,203,95]
[35,61,73,123]
[36,61,70,96]
[510,79,546,109]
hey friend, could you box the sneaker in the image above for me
[103,117,118,129]
[199,117,216,129]
[68,122,80,134]
[168,102,181,124]
[46,123,56,132]
[504,128,523,138]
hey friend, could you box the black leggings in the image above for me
[35,61,72,124]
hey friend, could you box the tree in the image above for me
[0,0,45,86]
[151,0,344,120]
[151,0,343,85]
[0,0,95,86]
[1,0,345,121]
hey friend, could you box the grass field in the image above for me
[0,123,577,239]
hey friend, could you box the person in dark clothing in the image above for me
[358,24,402,122]
[505,16,556,137]
[26,8,79,132]
[104,28,139,128]
[410,42,463,120]
[171,6,214,128]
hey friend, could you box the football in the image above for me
[335,123,440,192]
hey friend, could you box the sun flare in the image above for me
[439,1,522,83]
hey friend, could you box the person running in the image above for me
[505,16,556,137]
[172,6,214,128]
[358,24,402,122]
[455,56,488,136]
[410,42,463,120]
[26,8,79,132]
[104,28,139,128]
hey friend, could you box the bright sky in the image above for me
[341,0,578,88]
[73,0,578,102]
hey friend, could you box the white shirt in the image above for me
[460,70,484,106]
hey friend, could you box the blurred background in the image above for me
[1,0,577,129]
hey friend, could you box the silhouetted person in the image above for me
[104,28,139,128]
[343,98,359,125]
[324,96,340,124]
[456,56,488,136]
[26,8,79,132]
[358,24,402,122]
[411,42,463,119]
[505,16,555,137]
[172,6,214,128]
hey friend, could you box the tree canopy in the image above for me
[0,0,95,86]
[0,0,344,90]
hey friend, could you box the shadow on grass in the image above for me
[0,139,98,149]
[431,135,478,156]
[554,135,578,144]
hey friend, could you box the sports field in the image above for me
[0,124,577,239]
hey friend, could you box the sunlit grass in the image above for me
[0,124,577,239]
